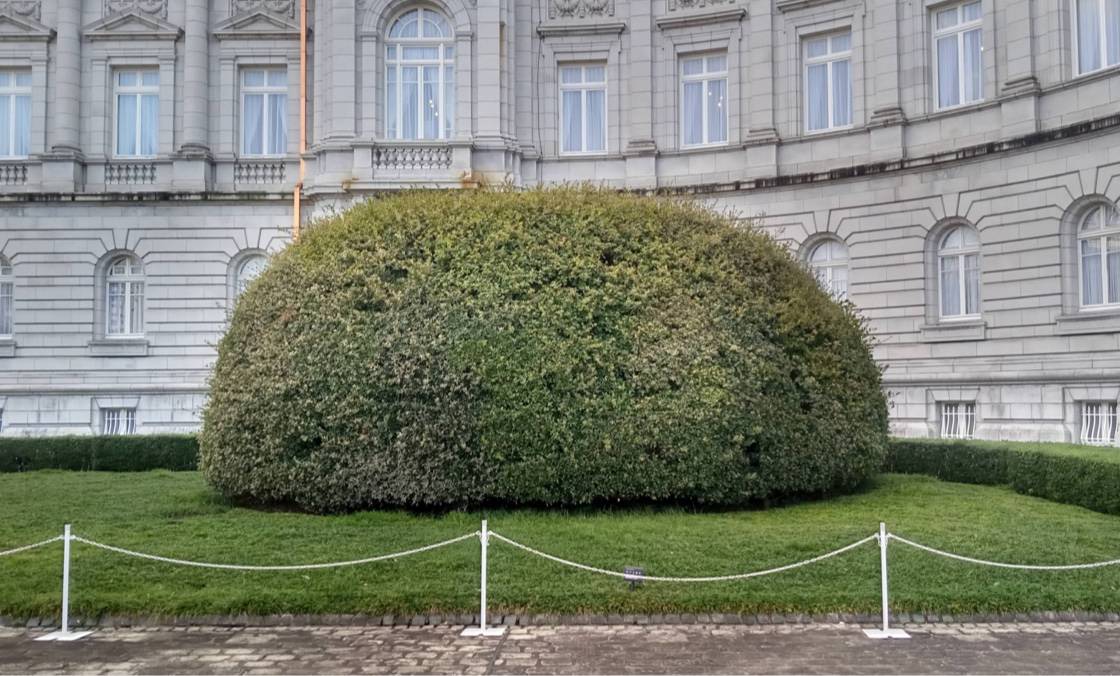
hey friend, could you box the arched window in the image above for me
[385,7,454,140]
[0,256,12,337]
[807,238,849,300]
[938,225,980,318]
[235,254,268,299]
[1079,203,1120,309]
[105,254,144,337]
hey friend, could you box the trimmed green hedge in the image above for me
[886,438,1120,516]
[0,435,199,472]
[201,188,889,513]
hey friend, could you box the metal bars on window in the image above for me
[940,402,976,439]
[1081,402,1118,446]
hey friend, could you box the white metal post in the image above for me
[461,519,506,637]
[36,524,92,642]
[864,522,909,639]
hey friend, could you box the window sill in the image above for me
[919,319,987,343]
[88,338,149,357]
[0,338,14,358]
[1055,311,1120,335]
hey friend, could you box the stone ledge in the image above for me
[1055,311,1120,336]
[87,338,149,357]
[919,320,987,343]
[6,610,1119,629]
[0,339,14,358]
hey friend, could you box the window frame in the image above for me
[931,1,984,111]
[235,254,268,300]
[1073,0,1120,76]
[383,7,456,141]
[558,62,608,156]
[240,67,288,157]
[802,31,853,134]
[112,68,160,158]
[104,255,145,338]
[807,238,850,301]
[1080,401,1118,446]
[937,225,982,320]
[0,257,12,338]
[679,51,729,149]
[1078,203,1120,311]
[0,70,31,159]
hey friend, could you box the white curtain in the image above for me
[386,66,397,138]
[14,94,28,156]
[423,66,439,139]
[1079,0,1102,72]
[1107,0,1120,65]
[708,78,727,143]
[129,282,144,334]
[1082,237,1103,305]
[586,89,605,152]
[964,253,980,314]
[806,64,828,130]
[963,29,982,102]
[0,95,9,156]
[831,60,850,126]
[832,266,849,300]
[682,81,703,145]
[140,94,158,156]
[117,94,137,155]
[937,36,959,107]
[940,256,961,316]
[562,91,581,152]
[108,281,126,334]
[267,93,287,155]
[243,93,264,155]
[443,66,455,138]
[1109,236,1120,303]
[402,67,419,140]
[0,281,11,336]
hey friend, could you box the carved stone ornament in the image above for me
[668,0,734,11]
[548,0,614,19]
[230,0,295,18]
[104,0,167,19]
[0,0,40,21]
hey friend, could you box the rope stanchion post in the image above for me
[863,522,909,640]
[36,524,93,642]
[461,519,506,637]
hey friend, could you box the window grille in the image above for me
[1081,401,1118,446]
[940,402,975,439]
[102,408,137,436]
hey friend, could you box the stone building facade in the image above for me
[0,0,1118,443]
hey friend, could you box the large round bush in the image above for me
[200,188,888,512]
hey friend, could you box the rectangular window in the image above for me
[940,402,976,439]
[680,53,728,148]
[804,32,852,132]
[241,69,288,156]
[934,1,983,109]
[115,69,159,157]
[101,408,137,436]
[1075,0,1120,75]
[0,70,31,158]
[0,276,11,337]
[559,64,607,155]
[1081,402,1118,445]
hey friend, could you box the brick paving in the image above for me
[2,622,1120,674]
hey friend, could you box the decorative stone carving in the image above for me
[0,1,40,21]
[104,0,167,19]
[668,0,734,10]
[548,0,614,19]
[230,0,295,18]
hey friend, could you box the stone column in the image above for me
[326,0,357,142]
[43,0,83,191]
[999,0,1040,136]
[624,0,656,189]
[472,0,509,180]
[743,0,778,179]
[180,0,210,154]
[867,0,906,161]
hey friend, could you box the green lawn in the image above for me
[2,471,1120,618]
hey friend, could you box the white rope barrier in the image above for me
[489,531,879,582]
[69,532,480,571]
[0,536,62,558]
[888,534,1120,571]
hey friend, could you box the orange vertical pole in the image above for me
[293,0,307,241]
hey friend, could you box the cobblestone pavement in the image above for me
[3,622,1120,675]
